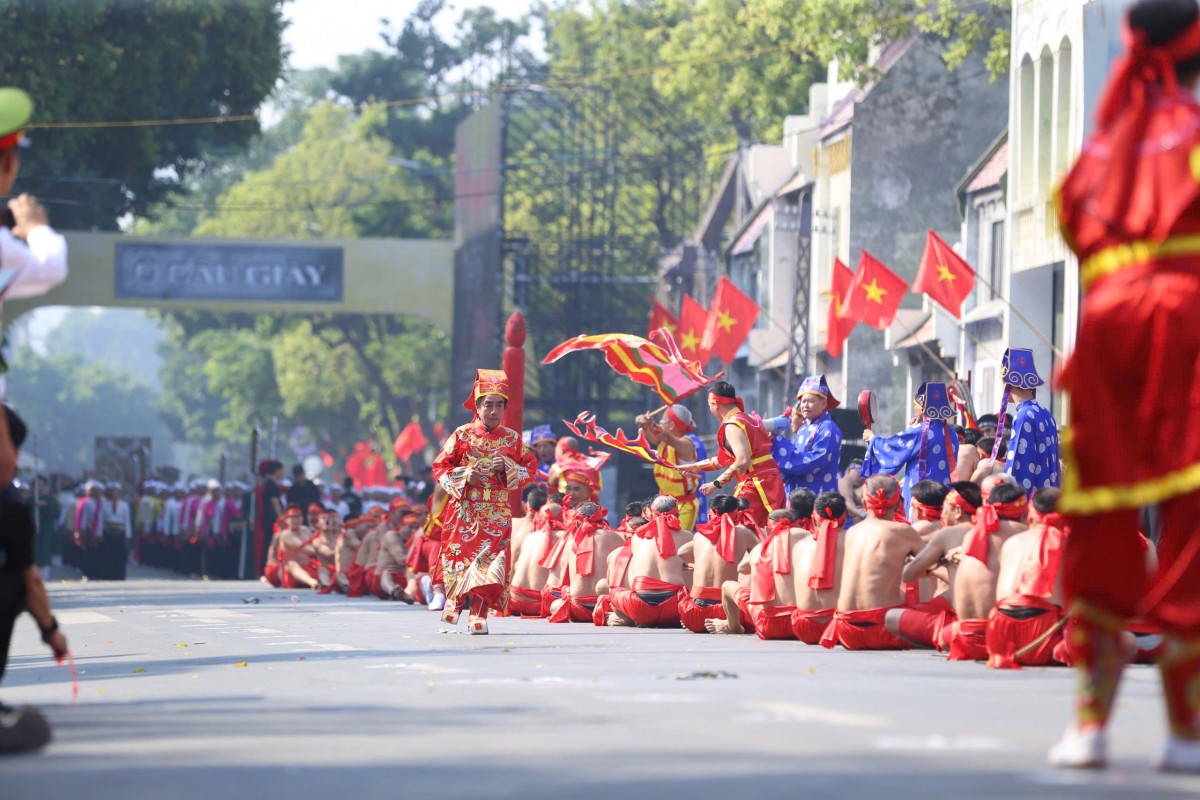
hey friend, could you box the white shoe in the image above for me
[1048,725,1108,769]
[468,617,488,635]
[1158,736,1200,773]
[428,588,446,612]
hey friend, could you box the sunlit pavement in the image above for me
[1,577,1196,800]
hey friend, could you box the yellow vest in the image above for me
[653,441,698,500]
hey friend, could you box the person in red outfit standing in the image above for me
[1052,0,1200,772]
[431,370,538,635]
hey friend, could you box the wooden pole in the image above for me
[502,311,526,517]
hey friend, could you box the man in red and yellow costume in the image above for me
[679,381,785,527]
[431,370,538,635]
[1052,0,1200,772]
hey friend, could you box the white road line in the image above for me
[306,643,362,652]
[54,611,117,625]
[742,701,890,729]
[874,734,1006,752]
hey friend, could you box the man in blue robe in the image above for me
[1000,348,1061,495]
[861,382,956,518]
[766,375,843,497]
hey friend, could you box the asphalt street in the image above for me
[1,575,1197,800]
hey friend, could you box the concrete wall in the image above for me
[845,35,1009,432]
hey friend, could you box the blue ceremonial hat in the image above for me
[796,375,840,409]
[915,381,955,421]
[523,424,555,446]
[1001,347,1045,389]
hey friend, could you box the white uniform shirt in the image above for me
[101,499,132,539]
[0,225,68,299]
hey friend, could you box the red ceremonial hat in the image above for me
[400,512,423,525]
[561,466,599,490]
[462,368,510,411]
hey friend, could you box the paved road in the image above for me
[1,578,1197,799]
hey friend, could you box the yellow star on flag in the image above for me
[831,293,842,316]
[936,264,957,283]
[681,329,700,352]
[662,320,678,334]
[715,309,737,333]
[862,279,887,304]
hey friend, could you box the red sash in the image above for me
[695,514,739,563]
[808,514,844,590]
[1017,511,1068,597]
[751,519,792,604]
[963,497,1028,564]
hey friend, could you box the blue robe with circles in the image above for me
[771,413,843,498]
[861,420,953,517]
[1005,399,1060,495]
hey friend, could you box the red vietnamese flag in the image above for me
[677,293,710,364]
[393,419,428,464]
[912,230,976,318]
[647,297,680,339]
[825,258,856,358]
[842,250,908,330]
[700,275,761,365]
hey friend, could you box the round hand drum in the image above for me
[858,390,877,428]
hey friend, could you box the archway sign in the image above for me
[4,232,455,331]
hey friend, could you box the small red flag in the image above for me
[825,259,856,358]
[677,294,710,364]
[648,297,680,339]
[912,230,976,319]
[700,276,761,365]
[842,250,908,330]
[393,419,428,463]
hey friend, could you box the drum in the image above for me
[858,390,877,427]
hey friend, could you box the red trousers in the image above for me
[346,564,367,598]
[263,562,282,588]
[505,585,546,618]
[986,595,1071,668]
[548,593,598,623]
[678,586,727,633]
[735,470,786,528]
[607,577,683,627]
[281,558,319,590]
[821,608,910,651]
[790,608,836,645]
[1065,492,1200,635]
[896,595,957,649]
[735,587,796,640]
[944,618,989,661]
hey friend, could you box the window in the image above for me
[989,218,1005,300]
[1019,56,1036,202]
[1038,46,1055,194]
[1056,39,1073,176]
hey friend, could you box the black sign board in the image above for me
[114,241,344,302]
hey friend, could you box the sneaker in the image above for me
[1158,736,1200,773]
[468,616,489,635]
[1048,725,1108,769]
[0,705,52,753]
[428,588,446,612]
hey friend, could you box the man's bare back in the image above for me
[952,518,1028,619]
[838,516,923,610]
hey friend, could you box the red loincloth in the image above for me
[592,594,614,626]
[790,608,836,645]
[362,567,379,598]
[263,562,282,588]
[366,568,405,600]
[548,592,599,623]
[281,558,320,590]
[505,585,546,618]
[896,594,958,650]
[346,564,367,597]
[943,618,989,661]
[820,608,910,651]
[986,595,1071,668]
[540,585,562,618]
[608,576,683,627]
[678,585,727,633]
[735,586,796,640]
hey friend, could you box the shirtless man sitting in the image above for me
[888,481,982,648]
[943,482,1029,660]
[986,487,1070,667]
[910,480,949,539]
[333,516,365,595]
[709,510,803,639]
[507,489,561,617]
[353,511,388,596]
[549,503,625,622]
[277,506,323,590]
[821,475,924,650]
[598,495,692,627]
[790,492,847,643]
[311,508,341,591]
[371,510,420,602]
[678,494,758,633]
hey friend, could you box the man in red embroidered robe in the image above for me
[431,369,537,634]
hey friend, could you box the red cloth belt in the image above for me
[691,584,723,602]
[631,575,682,593]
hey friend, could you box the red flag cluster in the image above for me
[644,276,762,368]
[822,230,978,357]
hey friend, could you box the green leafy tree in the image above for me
[0,0,286,230]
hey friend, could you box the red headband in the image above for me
[963,495,1029,564]
[945,489,978,516]
[710,393,745,412]
[665,406,694,434]
[911,499,943,522]
[863,485,902,516]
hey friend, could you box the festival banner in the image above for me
[842,250,908,330]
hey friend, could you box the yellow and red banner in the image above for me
[542,328,720,404]
[564,412,674,467]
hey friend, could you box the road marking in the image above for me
[365,662,470,674]
[54,611,117,625]
[306,643,361,652]
[742,701,890,729]
[875,734,1005,752]
[244,628,284,634]
[323,611,388,617]
[177,610,250,620]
